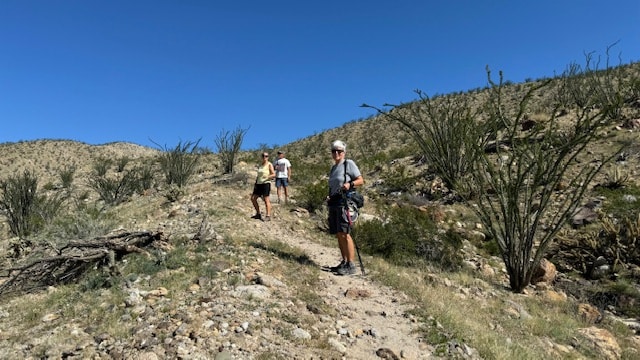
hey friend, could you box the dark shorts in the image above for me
[253,183,271,197]
[328,206,350,234]
[275,178,289,188]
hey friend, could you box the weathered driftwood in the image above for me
[0,230,164,297]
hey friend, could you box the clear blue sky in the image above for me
[1,1,639,150]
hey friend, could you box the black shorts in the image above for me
[328,206,350,234]
[253,183,271,197]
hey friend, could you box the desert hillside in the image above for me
[1,61,640,359]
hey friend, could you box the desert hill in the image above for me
[1,61,640,359]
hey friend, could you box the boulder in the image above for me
[531,258,557,284]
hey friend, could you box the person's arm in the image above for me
[287,165,291,180]
[345,175,363,191]
[268,163,276,179]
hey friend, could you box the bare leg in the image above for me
[251,195,260,214]
[337,232,351,261]
[263,195,273,217]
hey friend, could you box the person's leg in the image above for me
[283,184,289,203]
[336,232,357,275]
[337,232,348,261]
[276,184,282,203]
[264,195,272,217]
[344,234,356,262]
[251,194,261,217]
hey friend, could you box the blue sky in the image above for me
[1,1,639,151]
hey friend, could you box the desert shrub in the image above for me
[550,212,640,277]
[58,164,76,189]
[35,192,67,229]
[369,52,635,293]
[286,157,326,185]
[80,268,118,291]
[116,156,130,172]
[586,280,640,318]
[363,92,487,191]
[598,214,640,269]
[132,164,155,193]
[42,182,56,191]
[594,183,640,219]
[0,170,48,237]
[215,126,249,174]
[164,184,185,202]
[354,205,463,271]
[297,182,328,213]
[599,165,630,190]
[92,157,112,177]
[155,139,201,187]
[87,169,140,206]
[383,165,417,193]
[42,207,115,241]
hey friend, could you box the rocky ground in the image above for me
[0,177,465,359]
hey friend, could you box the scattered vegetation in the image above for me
[0,170,64,239]
[154,139,202,188]
[354,205,463,271]
[215,126,249,174]
[368,51,637,293]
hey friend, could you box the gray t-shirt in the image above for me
[329,159,361,197]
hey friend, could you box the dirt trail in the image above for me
[234,196,434,359]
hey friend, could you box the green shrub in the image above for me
[42,182,56,191]
[215,127,249,174]
[116,156,130,172]
[58,164,76,189]
[594,183,640,219]
[286,156,326,185]
[42,206,115,241]
[132,164,155,193]
[383,165,417,193]
[0,170,48,237]
[297,182,328,213]
[92,157,112,177]
[156,139,201,187]
[354,205,463,270]
[87,169,140,206]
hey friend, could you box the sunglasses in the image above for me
[331,149,344,154]
[262,154,269,157]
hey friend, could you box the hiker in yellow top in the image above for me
[251,152,276,221]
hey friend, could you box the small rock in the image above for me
[328,337,347,353]
[41,313,60,322]
[292,327,311,340]
[344,288,371,299]
[376,347,400,360]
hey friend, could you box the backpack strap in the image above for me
[343,159,354,189]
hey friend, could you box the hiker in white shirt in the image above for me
[273,150,292,204]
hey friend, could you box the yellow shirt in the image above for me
[256,163,271,184]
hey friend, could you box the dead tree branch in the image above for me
[0,230,165,297]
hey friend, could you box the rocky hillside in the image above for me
[0,137,639,359]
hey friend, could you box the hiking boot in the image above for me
[329,260,346,273]
[336,261,357,276]
[251,213,262,220]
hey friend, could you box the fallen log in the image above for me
[0,230,164,297]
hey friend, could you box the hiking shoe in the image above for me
[264,215,271,222]
[251,213,262,220]
[329,260,346,273]
[336,261,357,276]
